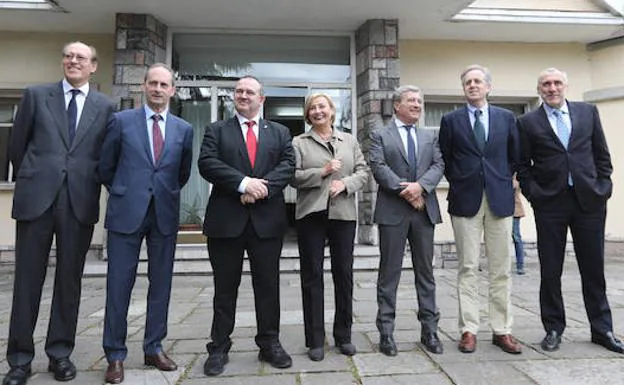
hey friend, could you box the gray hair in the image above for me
[460,64,491,85]
[392,85,422,104]
[537,67,568,86]
[144,63,176,86]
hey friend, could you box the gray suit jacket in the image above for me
[10,81,114,225]
[369,119,444,226]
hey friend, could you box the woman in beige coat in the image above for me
[292,93,369,361]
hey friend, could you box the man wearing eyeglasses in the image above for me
[3,41,114,385]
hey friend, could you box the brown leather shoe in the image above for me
[105,360,124,384]
[458,332,476,353]
[492,334,522,354]
[144,351,178,371]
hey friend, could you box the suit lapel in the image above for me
[567,102,578,148]
[253,119,270,173]
[135,108,154,164]
[536,106,565,149]
[459,107,480,150]
[46,82,70,148]
[388,122,408,164]
[485,107,496,150]
[232,117,253,172]
[158,114,177,165]
[71,91,102,149]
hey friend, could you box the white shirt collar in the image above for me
[236,112,260,127]
[62,78,89,96]
[144,105,169,121]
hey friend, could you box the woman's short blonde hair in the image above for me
[304,93,336,126]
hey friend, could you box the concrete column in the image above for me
[355,19,399,245]
[112,13,168,109]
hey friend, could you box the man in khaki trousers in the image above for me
[439,64,521,354]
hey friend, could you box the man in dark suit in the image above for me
[439,64,521,355]
[3,42,114,385]
[198,76,295,376]
[369,85,445,356]
[517,68,623,354]
[99,63,193,383]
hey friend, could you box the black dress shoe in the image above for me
[541,330,562,352]
[48,357,76,381]
[591,331,624,354]
[421,332,444,354]
[337,342,357,356]
[2,366,31,385]
[379,334,397,356]
[204,352,229,376]
[307,347,324,361]
[258,341,292,369]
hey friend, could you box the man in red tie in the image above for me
[198,76,295,376]
[99,63,193,383]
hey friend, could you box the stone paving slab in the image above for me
[0,252,623,384]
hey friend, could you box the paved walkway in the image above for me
[0,251,623,385]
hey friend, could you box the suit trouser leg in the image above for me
[328,219,356,345]
[568,198,613,335]
[144,209,177,355]
[46,184,94,361]
[246,224,283,349]
[406,211,439,335]
[6,209,55,367]
[207,236,245,352]
[376,221,409,336]
[296,212,328,348]
[452,208,484,335]
[103,229,143,361]
[482,198,513,334]
[533,198,570,335]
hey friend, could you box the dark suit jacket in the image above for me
[369,120,444,226]
[198,117,295,239]
[10,81,114,225]
[99,107,193,236]
[439,105,518,218]
[517,101,612,212]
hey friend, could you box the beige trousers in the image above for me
[452,194,513,335]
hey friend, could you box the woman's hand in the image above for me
[321,158,342,177]
[329,180,346,198]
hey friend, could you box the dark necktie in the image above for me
[405,125,417,182]
[245,120,257,168]
[67,89,80,144]
[473,109,486,152]
[152,114,164,163]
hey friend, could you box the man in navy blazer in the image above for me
[439,64,521,355]
[198,76,295,376]
[517,68,622,354]
[99,63,193,383]
[4,41,114,385]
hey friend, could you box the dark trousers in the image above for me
[296,211,356,348]
[376,210,439,336]
[207,222,283,353]
[103,200,177,361]
[534,188,613,336]
[7,184,94,368]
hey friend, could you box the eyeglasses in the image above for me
[63,53,90,63]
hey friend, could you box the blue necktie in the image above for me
[67,89,80,144]
[552,109,573,185]
[405,125,417,182]
[552,109,570,149]
[473,109,486,151]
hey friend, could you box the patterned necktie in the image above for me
[473,109,486,152]
[67,89,80,144]
[405,125,417,182]
[152,114,164,163]
[552,109,570,149]
[552,109,573,185]
[245,120,257,168]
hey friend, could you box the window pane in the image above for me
[173,33,350,83]
[0,104,14,123]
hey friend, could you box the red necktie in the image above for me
[245,120,257,168]
[152,114,164,163]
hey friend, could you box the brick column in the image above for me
[355,19,399,245]
[112,13,168,109]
